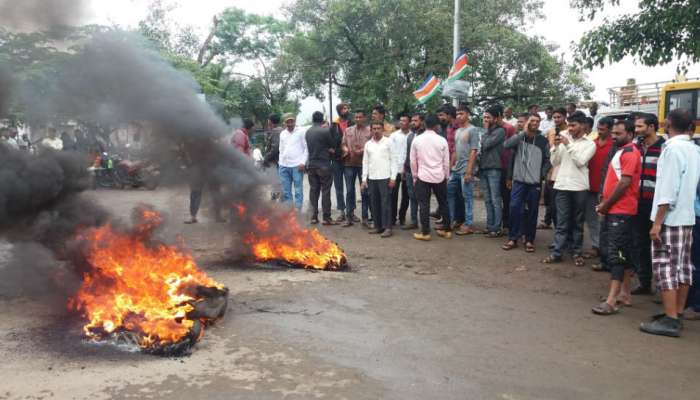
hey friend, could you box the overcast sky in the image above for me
[87,0,700,107]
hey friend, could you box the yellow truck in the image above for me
[597,77,700,134]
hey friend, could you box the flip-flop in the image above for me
[502,240,517,250]
[541,255,562,264]
[525,242,535,253]
[592,302,619,315]
[573,255,585,267]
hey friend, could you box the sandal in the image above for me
[525,242,535,253]
[598,295,632,307]
[592,302,619,315]
[541,255,562,264]
[502,240,517,250]
[573,255,585,267]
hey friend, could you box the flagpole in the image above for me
[452,0,460,106]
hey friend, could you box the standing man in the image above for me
[479,106,506,237]
[591,119,641,315]
[584,117,614,261]
[501,113,550,252]
[539,105,555,133]
[401,113,425,230]
[232,119,253,156]
[448,105,480,235]
[341,111,371,226]
[263,114,283,201]
[389,114,410,227]
[330,103,353,222]
[527,104,540,116]
[410,114,451,241]
[306,111,336,225]
[278,114,308,212]
[566,102,577,117]
[542,111,596,265]
[539,107,568,229]
[504,106,518,126]
[41,127,63,151]
[362,121,398,237]
[500,107,517,231]
[371,104,395,136]
[640,109,700,337]
[631,113,665,295]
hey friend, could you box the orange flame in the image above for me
[68,210,224,350]
[236,204,347,270]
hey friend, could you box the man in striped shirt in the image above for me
[632,113,665,295]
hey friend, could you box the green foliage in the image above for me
[283,0,588,116]
[573,0,700,71]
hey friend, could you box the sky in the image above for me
[85,0,699,116]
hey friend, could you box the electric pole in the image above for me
[452,0,460,106]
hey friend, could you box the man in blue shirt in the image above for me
[640,109,700,337]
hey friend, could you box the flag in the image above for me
[446,50,469,82]
[413,74,442,104]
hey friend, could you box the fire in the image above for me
[236,205,347,270]
[68,208,227,354]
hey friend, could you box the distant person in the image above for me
[400,113,425,231]
[410,114,451,241]
[539,105,555,133]
[232,118,253,156]
[503,106,517,126]
[306,111,336,225]
[515,112,528,133]
[583,117,614,262]
[371,104,394,136]
[278,114,308,212]
[527,104,540,116]
[61,131,77,151]
[640,109,700,337]
[591,119,641,315]
[41,128,63,151]
[341,110,371,227]
[362,120,398,237]
[566,102,577,116]
[330,103,353,222]
[263,113,283,201]
[538,107,568,229]
[389,114,411,227]
[478,105,506,237]
[501,113,550,253]
[541,111,595,266]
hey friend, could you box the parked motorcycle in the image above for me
[89,152,160,190]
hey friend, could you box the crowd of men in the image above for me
[249,102,700,338]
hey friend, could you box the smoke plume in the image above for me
[0,0,88,32]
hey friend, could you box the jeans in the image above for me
[369,179,391,231]
[479,169,502,233]
[307,164,333,220]
[687,217,700,311]
[508,181,541,242]
[331,160,345,212]
[415,178,450,235]
[447,171,465,224]
[585,191,601,249]
[543,180,556,226]
[391,174,409,225]
[344,166,369,220]
[279,166,304,211]
[633,204,653,288]
[405,170,418,224]
[552,189,587,258]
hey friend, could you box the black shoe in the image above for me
[401,223,418,230]
[650,312,684,329]
[640,315,681,337]
[350,215,361,223]
[631,285,652,296]
[380,229,393,238]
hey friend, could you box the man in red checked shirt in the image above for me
[591,119,641,316]
[232,118,254,156]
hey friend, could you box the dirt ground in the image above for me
[1,186,699,400]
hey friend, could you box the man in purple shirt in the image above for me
[410,114,451,241]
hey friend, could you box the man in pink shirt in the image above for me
[232,119,254,156]
[410,114,451,241]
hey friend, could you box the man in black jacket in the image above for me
[306,111,336,225]
[263,113,283,201]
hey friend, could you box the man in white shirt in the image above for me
[542,111,595,266]
[362,121,397,237]
[278,114,308,212]
[41,127,63,151]
[539,105,555,135]
[389,114,410,226]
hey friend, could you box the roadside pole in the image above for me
[452,0,460,106]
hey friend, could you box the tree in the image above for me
[283,0,590,115]
[573,0,700,71]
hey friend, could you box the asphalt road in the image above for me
[1,187,698,400]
